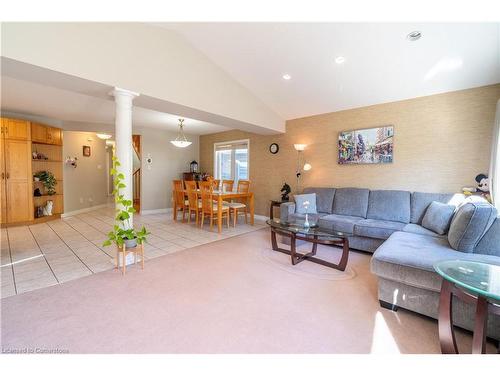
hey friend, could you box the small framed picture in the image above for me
[83,145,91,157]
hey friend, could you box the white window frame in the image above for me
[213,139,250,182]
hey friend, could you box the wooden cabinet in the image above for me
[0,118,63,226]
[1,134,33,224]
[47,127,62,145]
[1,118,30,141]
[31,122,47,143]
[31,123,62,145]
[0,137,6,224]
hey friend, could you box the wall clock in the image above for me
[269,143,279,154]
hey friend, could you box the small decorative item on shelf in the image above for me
[303,200,310,228]
[280,182,291,201]
[34,188,42,197]
[33,171,57,195]
[35,206,44,218]
[42,200,53,216]
[32,151,48,160]
[65,156,78,168]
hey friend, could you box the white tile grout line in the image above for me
[27,225,60,284]
[58,218,113,260]
[5,227,17,295]
[43,223,95,275]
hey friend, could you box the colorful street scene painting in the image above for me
[338,126,394,164]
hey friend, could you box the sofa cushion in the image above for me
[332,188,370,218]
[303,187,335,214]
[410,192,459,224]
[421,201,455,235]
[448,201,497,253]
[319,214,364,234]
[367,190,410,223]
[371,231,500,292]
[402,223,445,238]
[294,193,317,214]
[474,217,500,256]
[353,219,406,240]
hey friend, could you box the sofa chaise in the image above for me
[280,187,500,341]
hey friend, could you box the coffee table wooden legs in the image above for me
[438,278,499,354]
[270,228,349,271]
[438,279,458,354]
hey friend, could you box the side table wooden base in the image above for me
[438,279,500,354]
[115,243,145,275]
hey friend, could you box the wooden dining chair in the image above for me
[199,181,229,230]
[213,179,221,190]
[222,179,234,192]
[226,180,250,226]
[185,180,202,225]
[172,179,188,221]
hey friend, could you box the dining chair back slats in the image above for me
[222,180,234,192]
[237,180,250,193]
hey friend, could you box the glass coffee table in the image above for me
[434,260,500,354]
[266,219,349,271]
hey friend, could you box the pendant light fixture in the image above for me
[170,118,192,148]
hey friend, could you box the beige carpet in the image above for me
[0,228,489,354]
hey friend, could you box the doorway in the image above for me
[132,134,141,213]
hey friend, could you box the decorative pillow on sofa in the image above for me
[447,201,497,253]
[294,193,318,214]
[421,201,455,235]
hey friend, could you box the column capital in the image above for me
[109,87,140,99]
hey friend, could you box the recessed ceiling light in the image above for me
[282,74,291,80]
[334,56,345,64]
[407,31,422,41]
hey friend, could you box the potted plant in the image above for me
[103,156,149,249]
[33,171,57,195]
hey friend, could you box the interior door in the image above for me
[5,139,32,223]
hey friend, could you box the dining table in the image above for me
[176,189,255,233]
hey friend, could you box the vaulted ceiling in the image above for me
[162,23,500,119]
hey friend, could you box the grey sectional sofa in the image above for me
[280,187,500,341]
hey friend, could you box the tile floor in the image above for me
[1,206,266,298]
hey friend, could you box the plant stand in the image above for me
[115,243,145,275]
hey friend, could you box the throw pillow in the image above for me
[447,201,497,253]
[294,193,318,214]
[421,201,456,235]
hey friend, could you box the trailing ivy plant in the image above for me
[33,170,57,195]
[103,156,149,248]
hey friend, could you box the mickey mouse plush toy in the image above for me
[463,173,491,202]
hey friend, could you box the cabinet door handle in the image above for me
[6,172,9,179]
[1,172,4,179]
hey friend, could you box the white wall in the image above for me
[63,131,108,213]
[134,127,199,211]
[1,22,284,133]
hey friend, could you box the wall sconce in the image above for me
[294,144,312,192]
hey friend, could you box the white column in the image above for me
[110,87,139,227]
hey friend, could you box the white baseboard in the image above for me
[140,208,173,215]
[254,214,269,221]
[61,204,110,218]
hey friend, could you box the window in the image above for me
[214,140,249,182]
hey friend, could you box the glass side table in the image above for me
[434,260,500,354]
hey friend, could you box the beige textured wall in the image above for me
[134,127,199,211]
[200,85,500,216]
[63,131,108,213]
